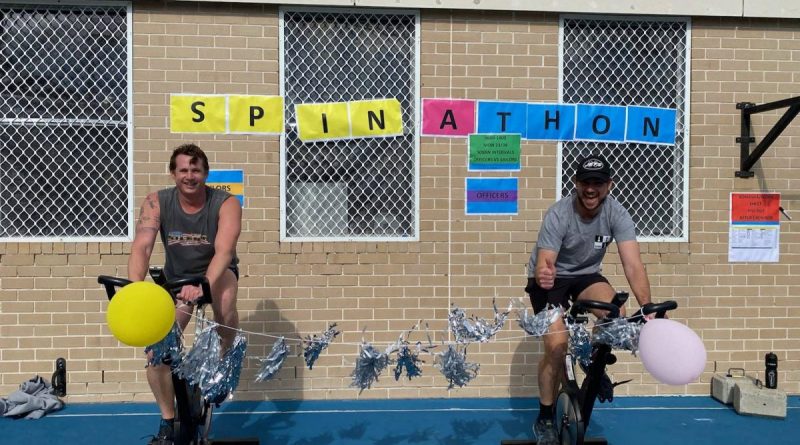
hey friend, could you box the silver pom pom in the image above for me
[145,322,183,368]
[567,320,592,368]
[350,342,392,392]
[517,303,563,337]
[173,323,221,388]
[392,322,436,381]
[255,337,289,382]
[593,318,642,352]
[302,323,340,370]
[203,333,247,405]
[435,345,480,389]
[448,298,511,344]
[394,341,432,381]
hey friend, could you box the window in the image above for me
[560,16,690,241]
[0,3,130,241]
[281,8,419,240]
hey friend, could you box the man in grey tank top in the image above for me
[128,144,242,445]
[525,155,654,445]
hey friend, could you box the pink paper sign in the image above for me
[421,99,476,137]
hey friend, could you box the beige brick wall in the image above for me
[0,2,798,403]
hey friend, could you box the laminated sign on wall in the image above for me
[729,192,780,263]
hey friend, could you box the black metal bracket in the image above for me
[736,96,800,178]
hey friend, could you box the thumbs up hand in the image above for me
[535,257,556,290]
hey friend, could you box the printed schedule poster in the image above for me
[729,192,780,262]
[465,177,518,215]
[468,133,521,171]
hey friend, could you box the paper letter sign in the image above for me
[295,102,350,142]
[575,104,626,142]
[229,95,284,134]
[626,106,677,145]
[170,95,227,133]
[527,104,576,141]
[350,99,403,138]
[477,101,528,137]
[421,99,476,137]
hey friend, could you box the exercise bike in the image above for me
[99,268,215,445]
[502,293,677,445]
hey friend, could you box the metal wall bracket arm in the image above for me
[736,96,800,178]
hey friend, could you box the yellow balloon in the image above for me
[106,281,175,347]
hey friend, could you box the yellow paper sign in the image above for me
[350,99,403,138]
[295,102,350,142]
[170,95,227,133]
[229,95,284,134]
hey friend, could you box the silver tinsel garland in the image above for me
[302,323,340,370]
[145,322,183,368]
[435,345,480,389]
[448,299,511,344]
[203,333,248,405]
[517,304,563,337]
[255,336,289,382]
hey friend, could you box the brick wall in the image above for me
[0,2,797,403]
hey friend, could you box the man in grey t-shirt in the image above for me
[129,144,242,445]
[526,155,653,445]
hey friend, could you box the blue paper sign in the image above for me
[625,106,677,145]
[527,104,576,141]
[575,104,627,142]
[465,177,518,215]
[476,101,528,137]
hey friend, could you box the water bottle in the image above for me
[765,352,778,389]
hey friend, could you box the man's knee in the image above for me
[543,340,568,358]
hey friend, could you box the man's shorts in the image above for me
[525,273,610,313]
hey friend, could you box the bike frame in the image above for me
[98,271,214,445]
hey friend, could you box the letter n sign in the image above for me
[625,106,677,145]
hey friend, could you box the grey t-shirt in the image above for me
[158,186,239,280]
[528,194,636,277]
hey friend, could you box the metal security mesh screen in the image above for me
[560,17,689,240]
[281,9,418,240]
[0,4,129,240]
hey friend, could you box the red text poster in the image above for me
[731,192,780,224]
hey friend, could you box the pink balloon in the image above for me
[638,319,706,385]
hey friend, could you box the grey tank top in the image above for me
[158,186,238,279]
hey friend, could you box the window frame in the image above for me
[556,14,691,242]
[278,6,421,242]
[0,1,133,242]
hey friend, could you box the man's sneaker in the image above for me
[533,418,558,445]
[147,423,174,445]
[147,436,173,445]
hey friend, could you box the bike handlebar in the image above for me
[571,299,678,322]
[635,301,678,320]
[98,275,213,307]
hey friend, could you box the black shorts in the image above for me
[229,264,240,280]
[525,273,609,313]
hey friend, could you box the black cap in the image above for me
[575,155,612,182]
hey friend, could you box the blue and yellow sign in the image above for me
[207,170,244,207]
